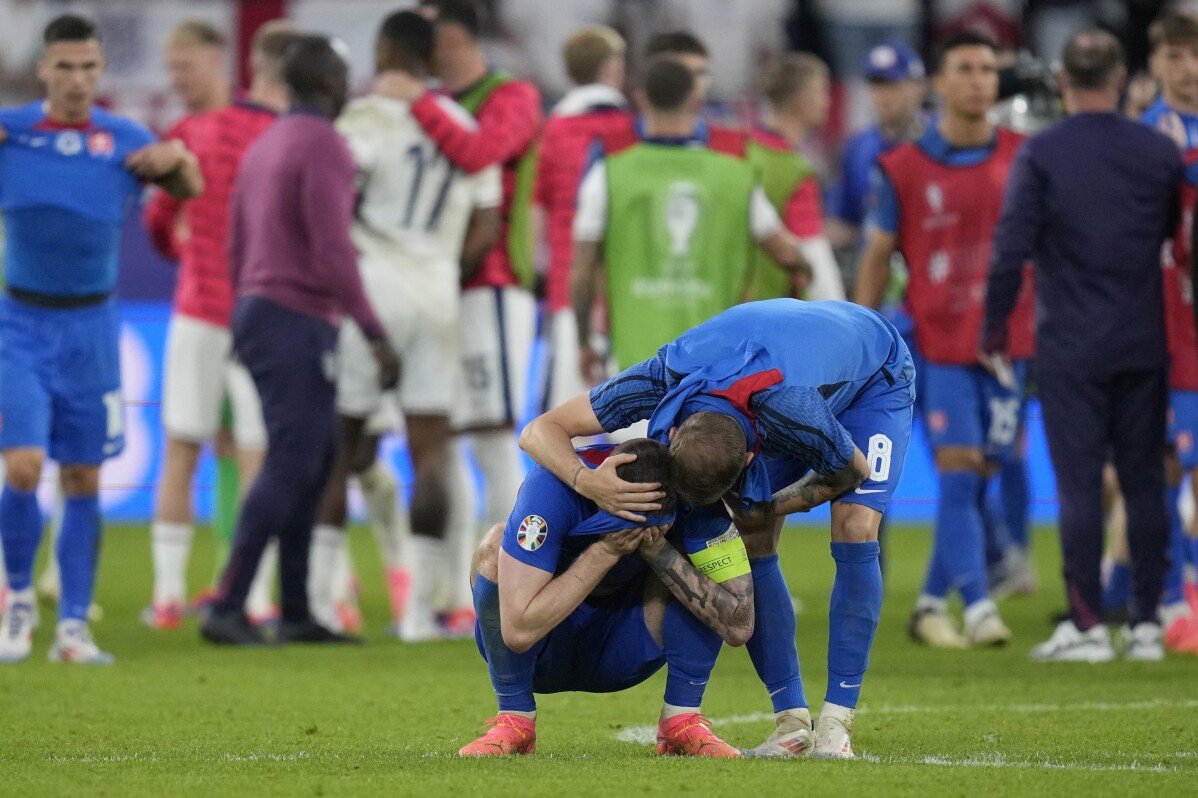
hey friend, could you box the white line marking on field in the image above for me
[614,698,1198,745]
[858,752,1183,774]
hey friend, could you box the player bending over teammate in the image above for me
[460,439,752,757]
[521,299,916,758]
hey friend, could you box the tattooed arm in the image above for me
[638,535,755,647]
[771,447,869,516]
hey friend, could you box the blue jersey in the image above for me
[828,125,901,227]
[501,460,734,587]
[867,121,996,235]
[1141,96,1198,149]
[591,299,911,478]
[0,102,154,296]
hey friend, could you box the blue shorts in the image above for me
[531,586,664,695]
[0,296,123,463]
[921,360,1027,462]
[1170,390,1198,470]
[762,354,916,514]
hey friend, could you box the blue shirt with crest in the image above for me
[0,102,154,296]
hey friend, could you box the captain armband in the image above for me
[686,527,750,584]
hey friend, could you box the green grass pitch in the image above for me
[2,524,1196,797]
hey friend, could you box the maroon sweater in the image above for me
[229,110,383,339]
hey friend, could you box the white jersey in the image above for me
[336,95,502,294]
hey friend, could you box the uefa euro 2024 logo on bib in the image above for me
[517,515,548,552]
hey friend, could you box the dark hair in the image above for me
[44,14,101,46]
[931,30,996,74]
[1061,29,1124,90]
[378,10,435,72]
[420,0,486,37]
[612,439,678,514]
[1149,11,1198,50]
[644,30,708,60]
[669,413,746,506]
[283,35,348,110]
[642,57,695,112]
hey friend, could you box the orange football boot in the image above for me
[458,714,537,756]
[656,713,740,758]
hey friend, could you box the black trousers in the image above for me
[1038,365,1169,628]
[213,297,338,623]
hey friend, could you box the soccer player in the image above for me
[310,10,502,641]
[747,53,844,303]
[460,438,749,757]
[826,41,926,250]
[520,299,917,758]
[534,25,631,412]
[0,14,202,663]
[1130,10,1198,652]
[854,31,1034,649]
[200,35,398,647]
[572,58,807,378]
[375,0,543,618]
[143,22,297,631]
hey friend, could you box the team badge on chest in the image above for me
[517,515,548,552]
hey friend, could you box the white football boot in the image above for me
[1121,622,1164,661]
[742,708,814,758]
[1030,620,1115,663]
[963,602,1012,647]
[0,588,38,664]
[813,704,855,759]
[908,606,968,648]
[48,620,114,665]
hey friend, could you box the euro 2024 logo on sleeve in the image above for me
[517,515,548,552]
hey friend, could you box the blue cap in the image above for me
[864,41,925,82]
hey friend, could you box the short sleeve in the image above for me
[754,386,856,476]
[749,185,784,242]
[572,160,608,242]
[472,164,503,209]
[588,355,671,432]
[864,165,899,235]
[675,503,734,554]
[500,468,583,572]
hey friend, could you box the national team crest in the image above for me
[928,410,948,434]
[88,131,114,156]
[517,515,548,552]
[55,130,83,156]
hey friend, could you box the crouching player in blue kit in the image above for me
[460,439,754,757]
[521,299,916,758]
[0,15,202,664]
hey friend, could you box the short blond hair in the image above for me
[250,20,298,79]
[167,19,228,49]
[562,25,625,86]
[762,52,828,108]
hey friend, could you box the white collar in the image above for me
[552,84,627,117]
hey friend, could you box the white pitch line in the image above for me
[857,752,1184,774]
[614,697,1198,745]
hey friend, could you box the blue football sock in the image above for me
[58,496,101,622]
[0,485,43,591]
[661,599,723,708]
[745,555,806,712]
[1164,485,1186,606]
[472,575,539,713]
[1189,536,1198,572]
[825,541,882,709]
[982,484,1010,570]
[1000,457,1031,550]
[1102,562,1132,614]
[932,470,989,606]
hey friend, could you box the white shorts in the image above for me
[452,286,536,430]
[337,263,459,418]
[538,308,588,413]
[161,314,266,448]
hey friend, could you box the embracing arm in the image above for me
[771,447,869,515]
[639,537,754,646]
[498,531,641,653]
